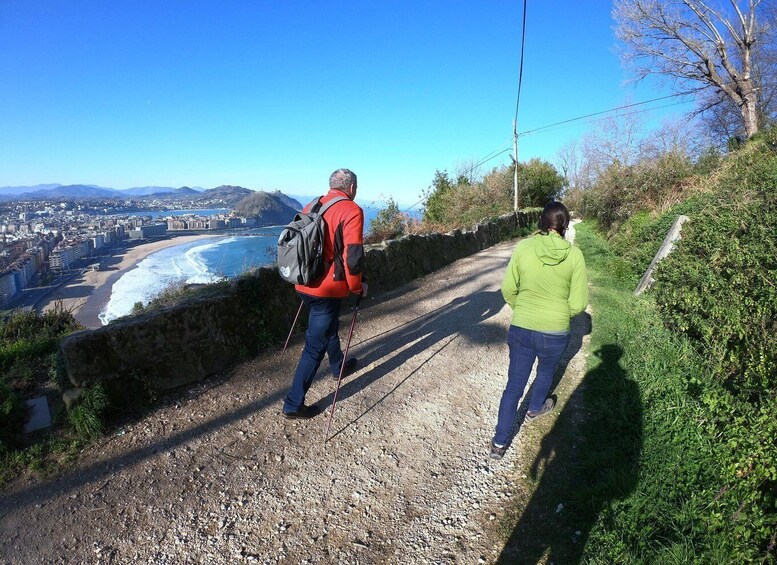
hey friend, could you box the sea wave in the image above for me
[98,239,226,325]
[97,207,386,324]
[98,231,283,325]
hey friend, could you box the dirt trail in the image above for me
[0,226,589,564]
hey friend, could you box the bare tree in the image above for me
[452,158,483,185]
[614,0,772,139]
[641,117,715,160]
[581,109,646,175]
[556,139,592,192]
[696,6,777,143]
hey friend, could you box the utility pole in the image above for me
[513,120,519,212]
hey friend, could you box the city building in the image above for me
[0,270,19,306]
[128,223,167,239]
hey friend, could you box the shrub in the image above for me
[516,158,565,207]
[0,381,25,452]
[608,194,713,281]
[66,382,108,440]
[582,150,697,232]
[422,170,458,224]
[0,308,82,458]
[0,308,80,399]
[366,197,408,243]
[576,221,775,562]
[581,161,630,230]
[634,133,777,560]
[421,163,561,229]
[0,306,81,345]
[652,145,777,398]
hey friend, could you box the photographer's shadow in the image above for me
[497,344,643,564]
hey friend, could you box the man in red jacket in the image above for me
[283,168,368,419]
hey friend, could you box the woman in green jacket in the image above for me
[491,201,588,459]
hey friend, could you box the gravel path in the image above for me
[0,226,589,564]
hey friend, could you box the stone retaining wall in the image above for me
[60,210,540,394]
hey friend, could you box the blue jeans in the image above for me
[283,293,345,413]
[493,325,569,445]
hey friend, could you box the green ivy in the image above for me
[653,178,777,397]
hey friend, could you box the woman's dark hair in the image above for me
[538,201,570,237]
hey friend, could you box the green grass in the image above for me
[0,435,85,485]
[0,381,109,486]
[575,221,721,562]
[66,382,108,440]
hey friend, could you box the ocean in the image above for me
[98,207,386,325]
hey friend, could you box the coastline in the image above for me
[39,234,224,329]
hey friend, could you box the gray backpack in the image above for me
[277,196,348,285]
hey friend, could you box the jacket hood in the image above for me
[533,232,570,266]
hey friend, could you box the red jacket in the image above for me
[295,188,365,298]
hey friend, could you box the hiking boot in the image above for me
[282,404,323,420]
[490,440,507,460]
[526,397,556,421]
[333,357,358,379]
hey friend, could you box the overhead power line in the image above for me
[512,0,528,211]
[469,142,513,172]
[513,0,528,126]
[519,80,777,138]
[520,99,696,139]
[518,89,701,138]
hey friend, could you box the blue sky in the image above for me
[0,1,688,208]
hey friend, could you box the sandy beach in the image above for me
[39,234,223,329]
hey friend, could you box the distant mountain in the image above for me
[174,186,200,196]
[233,191,298,225]
[0,184,62,196]
[270,190,303,211]
[18,184,120,199]
[0,182,244,202]
[0,183,287,207]
[192,185,254,208]
[120,186,179,196]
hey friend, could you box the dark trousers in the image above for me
[493,325,569,445]
[283,293,345,413]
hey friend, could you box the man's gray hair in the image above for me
[329,168,357,191]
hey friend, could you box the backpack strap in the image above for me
[312,195,348,215]
[313,196,349,276]
[306,196,322,212]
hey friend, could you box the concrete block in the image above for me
[24,396,52,433]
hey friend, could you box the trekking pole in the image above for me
[280,300,304,359]
[324,295,362,442]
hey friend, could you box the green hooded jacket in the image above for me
[501,232,588,332]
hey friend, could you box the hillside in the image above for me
[269,189,303,211]
[120,186,180,196]
[233,190,298,224]
[171,186,200,196]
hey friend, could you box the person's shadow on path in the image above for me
[497,344,643,564]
